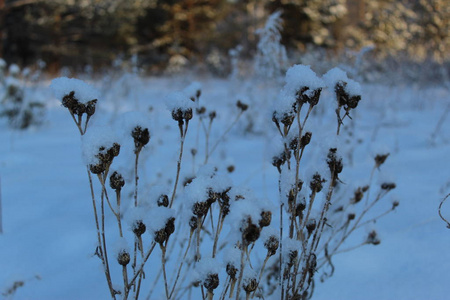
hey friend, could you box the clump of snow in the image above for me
[112,237,130,256]
[323,67,362,97]
[165,91,195,112]
[8,64,20,76]
[282,238,301,264]
[195,257,221,280]
[145,206,175,234]
[50,77,100,103]
[183,82,202,100]
[284,65,325,94]
[81,126,119,165]
[223,246,241,269]
[117,111,151,140]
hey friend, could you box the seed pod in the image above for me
[157,194,169,207]
[264,235,279,257]
[164,217,175,238]
[209,111,216,121]
[189,216,198,230]
[132,220,146,237]
[241,219,260,245]
[172,108,183,121]
[226,263,238,279]
[347,213,356,221]
[243,277,258,293]
[392,200,400,209]
[236,100,248,111]
[154,228,167,245]
[366,230,381,245]
[306,219,316,235]
[75,102,86,115]
[117,250,130,266]
[351,187,364,204]
[300,132,312,148]
[227,165,235,173]
[196,106,206,115]
[90,163,105,174]
[335,81,348,107]
[110,143,121,157]
[295,200,306,217]
[259,210,272,228]
[287,250,298,267]
[375,153,389,168]
[132,126,150,150]
[110,171,125,190]
[307,88,322,106]
[62,91,78,111]
[310,173,326,193]
[86,99,97,116]
[204,273,219,292]
[347,95,361,109]
[183,108,193,121]
[381,183,396,191]
[193,201,209,217]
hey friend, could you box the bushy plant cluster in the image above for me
[51,63,397,300]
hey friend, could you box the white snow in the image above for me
[50,77,100,103]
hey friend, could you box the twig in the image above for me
[438,193,450,228]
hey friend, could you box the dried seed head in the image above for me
[347,213,356,221]
[259,210,272,228]
[287,249,298,267]
[366,230,381,245]
[351,187,364,204]
[86,99,97,116]
[327,148,343,177]
[300,132,312,148]
[154,228,167,245]
[157,194,169,207]
[347,95,361,109]
[264,235,279,256]
[110,143,121,157]
[243,277,258,293]
[109,171,125,190]
[236,100,249,111]
[204,273,219,291]
[392,200,400,209]
[295,198,306,217]
[241,218,260,245]
[132,126,150,150]
[189,216,198,230]
[192,201,209,217]
[362,185,369,192]
[306,219,316,235]
[289,135,299,151]
[165,217,175,237]
[90,163,105,174]
[381,183,396,191]
[335,81,348,107]
[375,153,390,168]
[62,91,79,111]
[74,102,86,115]
[117,250,130,266]
[227,165,235,173]
[191,148,197,156]
[196,89,201,99]
[196,106,206,115]
[226,263,238,279]
[209,111,216,121]
[183,108,193,121]
[172,108,183,121]
[310,172,326,193]
[132,220,146,237]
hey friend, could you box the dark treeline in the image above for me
[0,0,448,73]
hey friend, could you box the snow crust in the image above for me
[50,77,100,103]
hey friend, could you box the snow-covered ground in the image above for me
[0,72,449,300]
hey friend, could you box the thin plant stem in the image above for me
[160,244,170,299]
[169,231,194,299]
[170,121,189,208]
[127,242,157,289]
[235,244,247,300]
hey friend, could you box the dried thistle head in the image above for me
[381,182,396,191]
[117,250,130,266]
[241,218,260,245]
[375,153,390,168]
[264,235,279,257]
[306,219,316,236]
[192,201,209,217]
[131,126,150,151]
[203,273,219,292]
[189,216,198,231]
[157,194,169,207]
[243,277,258,293]
[226,263,238,279]
[366,230,381,245]
[326,148,343,179]
[132,220,146,237]
[236,100,249,111]
[110,171,125,190]
[300,132,312,148]
[351,187,365,204]
[259,210,272,228]
[310,172,326,194]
